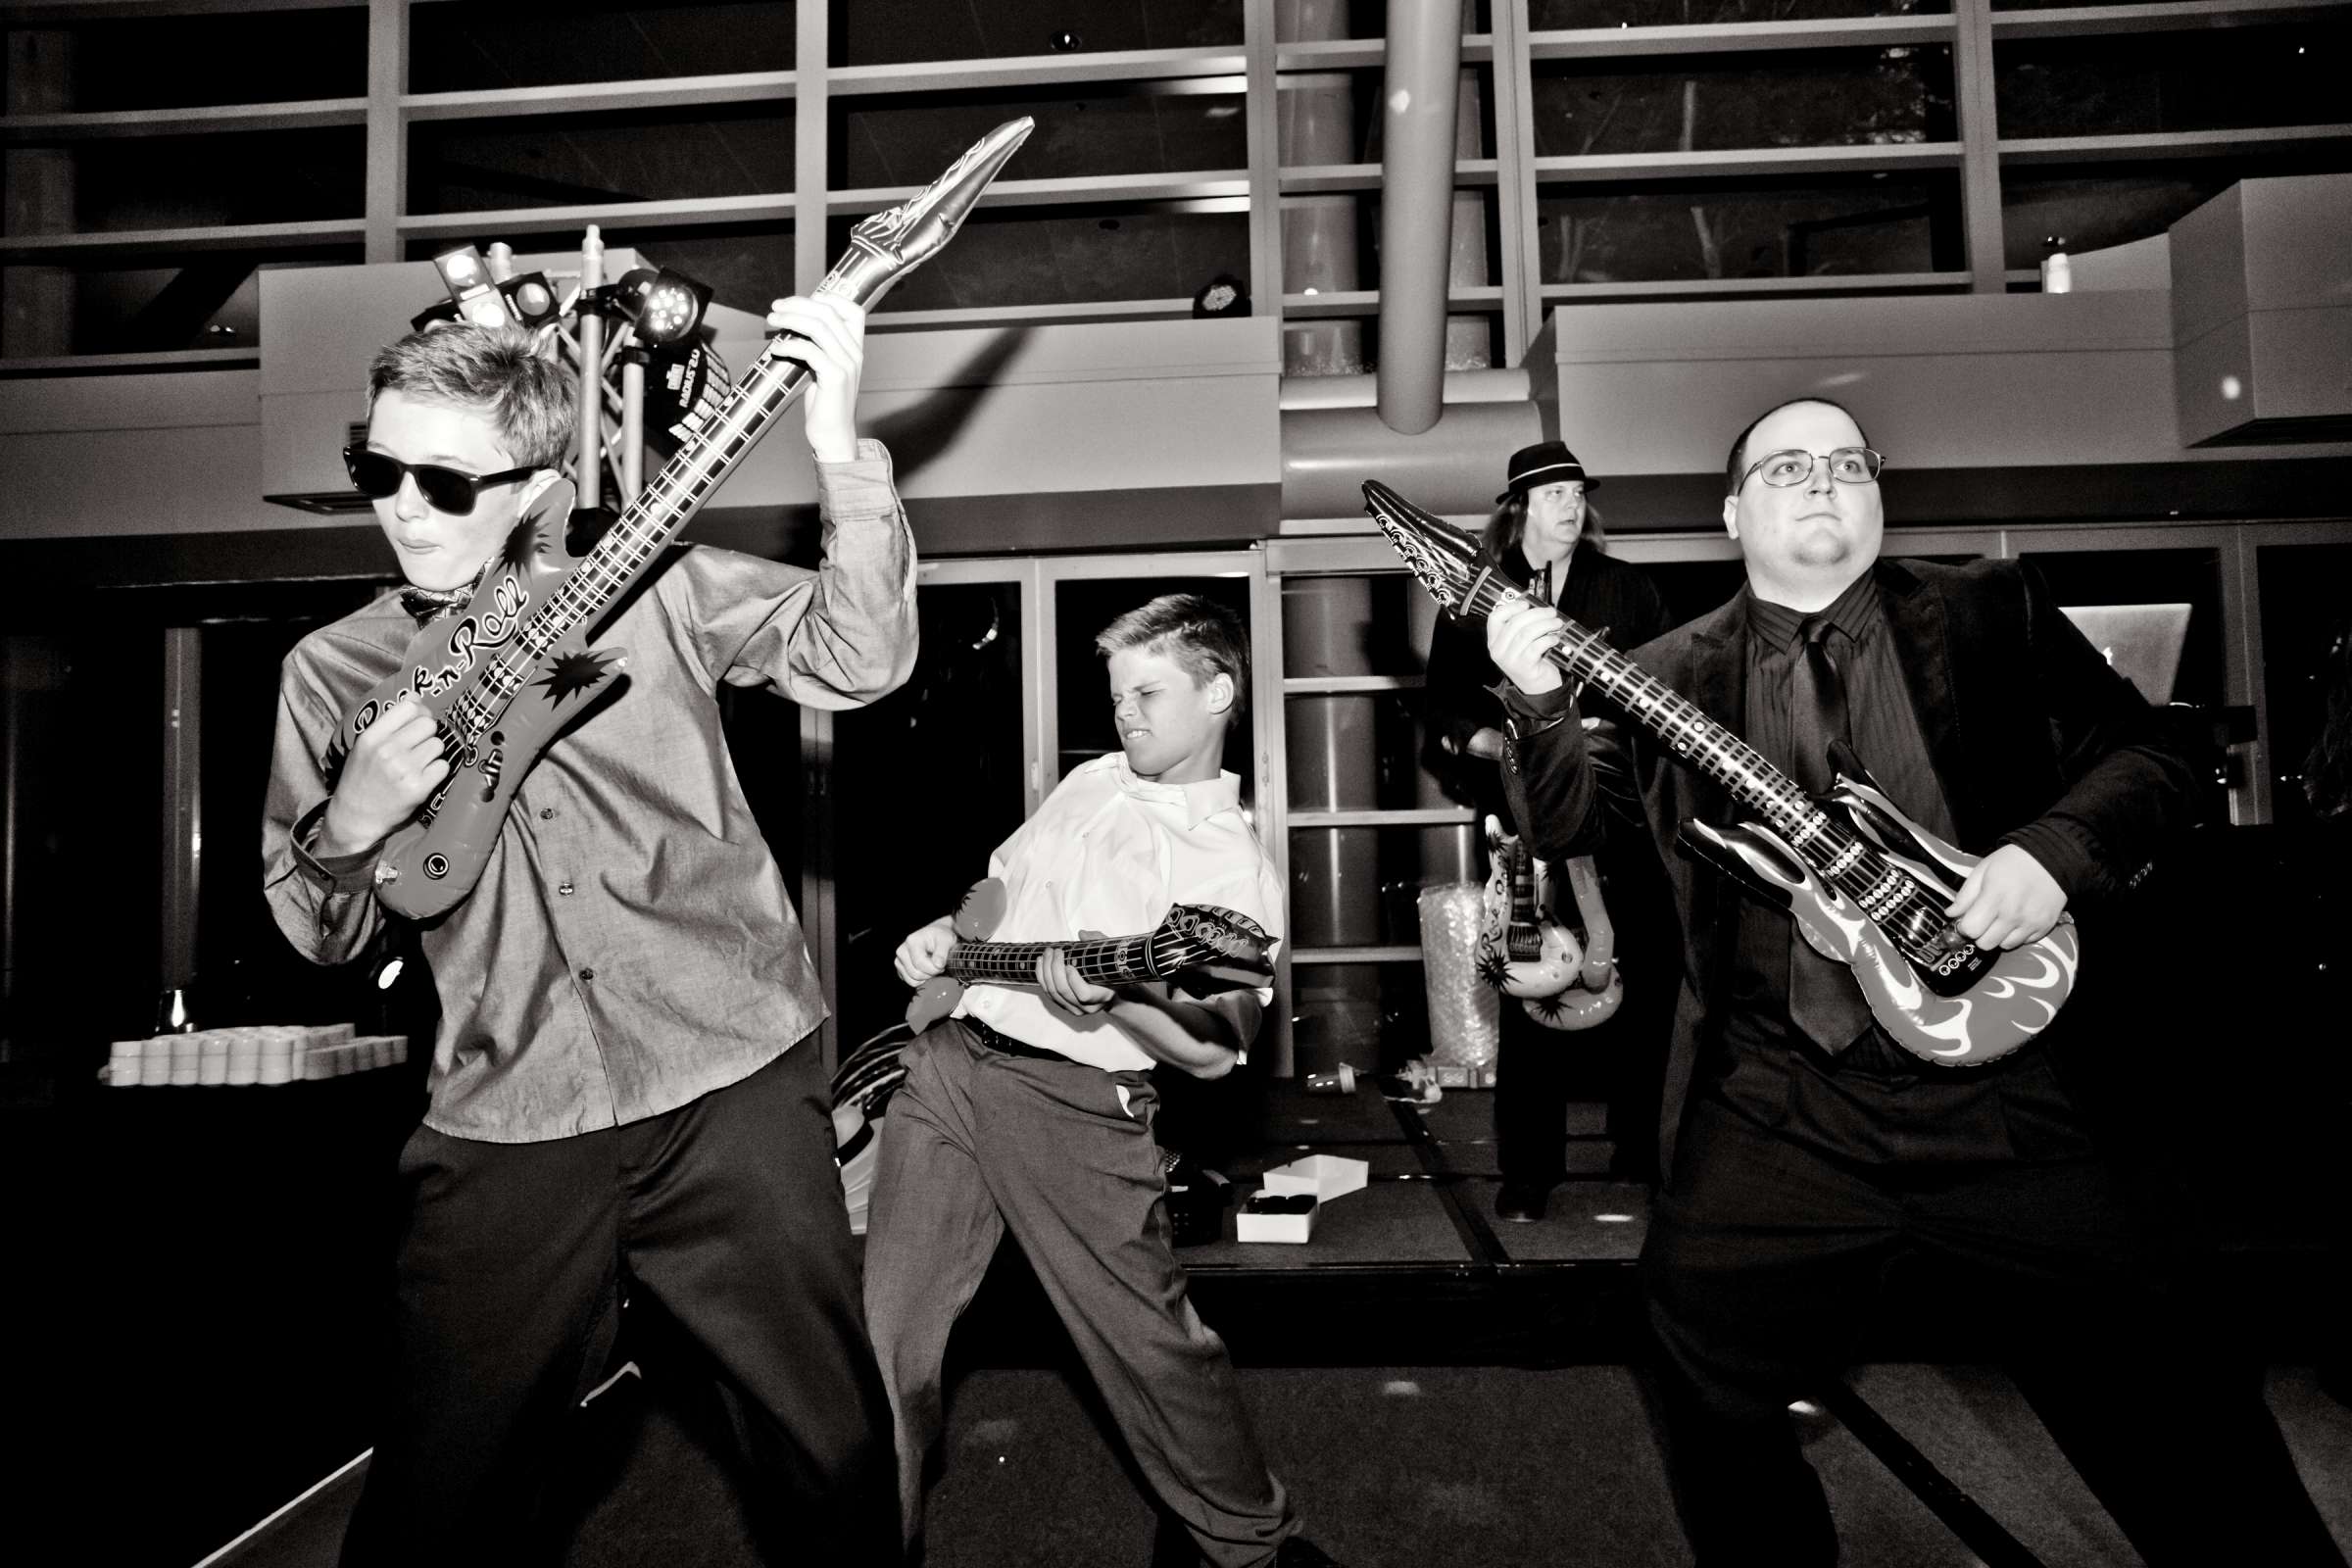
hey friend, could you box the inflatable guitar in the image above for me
[1366,479,2076,1068]
[1477,814,1576,997]
[333,119,1034,919]
[906,878,1275,1034]
[1478,816,1623,1032]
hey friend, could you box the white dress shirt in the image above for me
[958,752,1284,1072]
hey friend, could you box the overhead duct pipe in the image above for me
[1282,398,1541,519]
[1374,0,1466,435]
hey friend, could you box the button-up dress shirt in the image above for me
[956,753,1285,1074]
[262,441,916,1143]
[1712,571,2089,1163]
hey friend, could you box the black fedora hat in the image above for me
[1497,440,1599,504]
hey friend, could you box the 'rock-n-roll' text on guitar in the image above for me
[1364,479,2076,1068]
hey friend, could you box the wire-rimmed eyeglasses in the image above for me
[1738,447,1884,490]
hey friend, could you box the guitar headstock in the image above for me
[1361,480,1486,616]
[826,118,1034,308]
[1149,904,1273,984]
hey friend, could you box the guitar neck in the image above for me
[945,934,1159,989]
[451,240,904,738]
[1510,853,1540,927]
[536,317,836,644]
[1459,569,1821,841]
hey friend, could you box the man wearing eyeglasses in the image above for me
[1483,397,2344,1565]
[262,298,907,1564]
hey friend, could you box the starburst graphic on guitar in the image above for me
[501,514,545,574]
[532,649,623,708]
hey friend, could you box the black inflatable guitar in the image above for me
[906,878,1274,1034]
[335,119,1034,918]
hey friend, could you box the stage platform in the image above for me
[1154,1080,1650,1367]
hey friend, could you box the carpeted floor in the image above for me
[218,1361,2352,1568]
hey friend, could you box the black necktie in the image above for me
[1787,615,1872,1053]
[1788,615,1846,796]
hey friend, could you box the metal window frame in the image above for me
[4,0,2344,354]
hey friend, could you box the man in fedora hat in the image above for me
[1421,439,1677,1218]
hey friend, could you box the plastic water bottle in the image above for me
[2040,235,2073,295]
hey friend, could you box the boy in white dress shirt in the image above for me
[863,595,1342,1568]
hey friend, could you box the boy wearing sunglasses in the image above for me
[261,295,909,1563]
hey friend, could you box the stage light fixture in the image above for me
[623,267,712,349]
[497,271,562,328]
[431,244,514,328]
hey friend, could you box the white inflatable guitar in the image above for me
[1478,817,1624,1032]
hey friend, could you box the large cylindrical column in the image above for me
[1277,0,1361,376]
[1283,575,1382,1075]
[1446,67,1493,370]
[1374,0,1466,434]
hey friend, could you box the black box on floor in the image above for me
[1165,1155,1233,1247]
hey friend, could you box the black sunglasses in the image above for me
[343,446,536,515]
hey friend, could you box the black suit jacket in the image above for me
[1502,557,2203,1180]
[1422,544,1676,826]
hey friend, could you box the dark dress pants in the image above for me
[340,1044,899,1567]
[1644,1094,2345,1568]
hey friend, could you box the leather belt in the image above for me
[961,1013,1071,1065]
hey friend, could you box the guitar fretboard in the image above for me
[442,217,916,746]
[444,323,832,744]
[947,933,1160,987]
[1454,567,1943,935]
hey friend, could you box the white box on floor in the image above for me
[1258,1153,1368,1203]
[1236,1194,1318,1244]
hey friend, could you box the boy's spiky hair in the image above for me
[366,323,575,470]
[1095,594,1250,712]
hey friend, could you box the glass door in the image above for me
[806,561,1037,1063]
[804,551,1279,1071]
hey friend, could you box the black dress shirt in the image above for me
[1708,572,2093,1164]
[1422,542,1677,828]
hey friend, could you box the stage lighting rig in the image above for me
[432,245,513,328]
[604,267,713,350]
[415,245,565,332]
[499,270,562,327]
